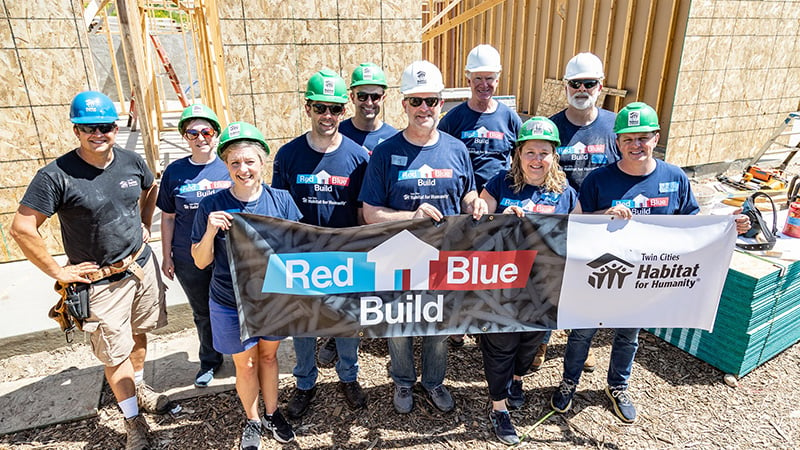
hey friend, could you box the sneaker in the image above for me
[507,379,524,410]
[425,384,455,412]
[531,343,547,371]
[605,385,637,423]
[551,378,577,413]
[448,334,465,348]
[240,419,262,450]
[262,409,295,443]
[124,415,151,450]
[393,384,413,414]
[489,410,520,446]
[339,380,368,409]
[317,337,338,368]
[286,386,316,419]
[584,348,597,372]
[194,363,221,388]
[135,382,171,415]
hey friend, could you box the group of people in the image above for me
[10,46,751,450]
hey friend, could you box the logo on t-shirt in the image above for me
[398,164,453,186]
[613,194,669,214]
[119,178,139,189]
[297,170,350,192]
[179,179,231,194]
[461,126,505,144]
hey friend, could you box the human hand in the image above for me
[502,205,525,217]
[413,202,444,222]
[55,262,99,284]
[605,204,632,219]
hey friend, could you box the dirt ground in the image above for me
[1,327,799,450]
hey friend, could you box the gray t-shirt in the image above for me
[20,146,154,267]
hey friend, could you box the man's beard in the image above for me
[568,91,599,110]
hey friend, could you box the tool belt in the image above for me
[49,245,147,342]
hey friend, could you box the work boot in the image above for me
[531,343,547,371]
[584,348,597,372]
[124,415,151,450]
[135,382,171,415]
[286,386,316,419]
[317,337,338,368]
[339,380,368,409]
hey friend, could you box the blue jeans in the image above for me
[563,328,640,388]
[173,258,223,370]
[293,337,360,390]
[387,335,448,390]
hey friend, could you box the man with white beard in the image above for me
[549,52,619,191]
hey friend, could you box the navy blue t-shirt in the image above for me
[338,119,398,153]
[191,185,302,308]
[272,134,369,228]
[438,101,522,190]
[484,170,578,214]
[359,131,476,216]
[550,108,619,190]
[157,156,231,263]
[579,160,700,216]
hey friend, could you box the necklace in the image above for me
[232,186,263,214]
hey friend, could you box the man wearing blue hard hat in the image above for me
[11,91,169,449]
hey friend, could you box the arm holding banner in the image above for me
[460,190,488,219]
[363,201,444,223]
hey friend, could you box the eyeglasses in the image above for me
[356,92,383,102]
[405,97,441,108]
[184,127,216,140]
[567,79,600,90]
[310,103,345,115]
[75,123,117,134]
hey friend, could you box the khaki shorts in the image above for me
[83,249,168,366]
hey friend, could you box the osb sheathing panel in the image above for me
[669,0,800,167]
[222,1,421,151]
[0,0,95,262]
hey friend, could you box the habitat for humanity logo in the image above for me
[586,252,701,290]
[262,229,536,295]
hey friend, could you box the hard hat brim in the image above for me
[466,66,501,73]
[564,72,605,81]
[400,85,444,96]
[305,94,348,104]
[71,116,119,124]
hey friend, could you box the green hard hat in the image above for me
[614,102,661,134]
[217,122,270,156]
[305,69,348,104]
[350,62,388,88]
[517,117,561,146]
[178,103,220,133]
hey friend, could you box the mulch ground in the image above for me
[1,329,799,449]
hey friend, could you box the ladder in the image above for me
[747,112,800,170]
[127,34,189,130]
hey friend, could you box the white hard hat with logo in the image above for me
[400,60,445,95]
[564,52,605,80]
[465,44,502,73]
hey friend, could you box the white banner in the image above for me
[558,214,737,331]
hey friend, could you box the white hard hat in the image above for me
[564,52,605,80]
[400,60,445,95]
[465,44,502,73]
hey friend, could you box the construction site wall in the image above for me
[0,0,97,262]
[218,0,421,180]
[423,0,800,167]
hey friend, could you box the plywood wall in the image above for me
[423,0,800,167]
[218,0,422,176]
[0,0,97,262]
[668,0,800,167]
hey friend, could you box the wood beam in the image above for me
[422,0,507,41]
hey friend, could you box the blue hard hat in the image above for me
[70,91,119,124]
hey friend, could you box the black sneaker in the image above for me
[605,385,637,423]
[507,379,524,410]
[448,334,465,348]
[262,409,295,443]
[240,419,262,450]
[286,386,316,419]
[339,380,368,409]
[317,337,338,368]
[424,384,455,412]
[489,410,520,445]
[551,378,577,413]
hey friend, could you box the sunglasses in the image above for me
[567,79,600,90]
[405,97,441,108]
[75,123,117,134]
[310,103,345,115]
[185,127,216,140]
[356,92,383,102]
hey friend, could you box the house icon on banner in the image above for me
[367,230,439,291]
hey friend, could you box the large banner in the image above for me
[227,213,737,339]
